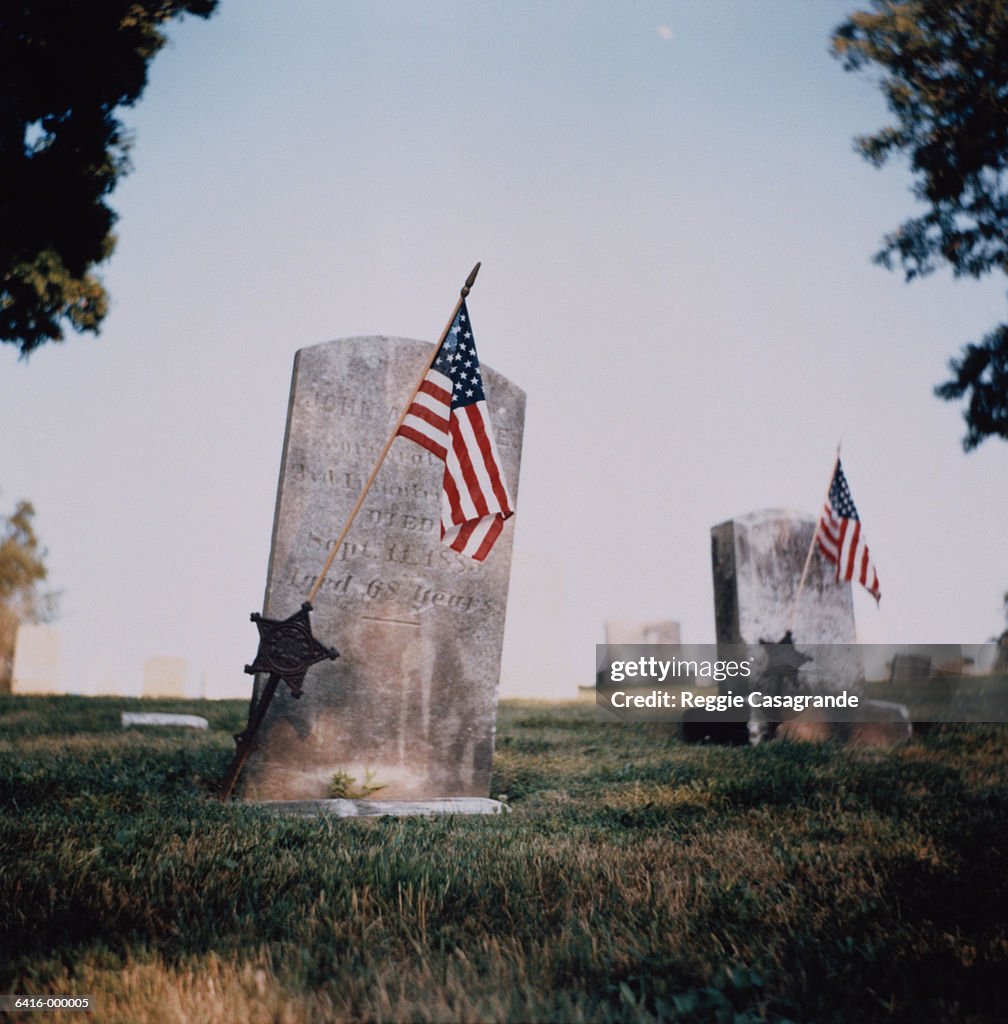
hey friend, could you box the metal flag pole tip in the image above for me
[462,261,480,296]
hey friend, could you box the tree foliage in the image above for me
[0,499,58,693]
[833,0,1008,449]
[1,0,218,357]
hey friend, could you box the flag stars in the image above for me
[431,302,488,409]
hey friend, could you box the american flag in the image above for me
[816,460,881,603]
[396,300,514,561]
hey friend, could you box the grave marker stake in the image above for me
[220,602,339,800]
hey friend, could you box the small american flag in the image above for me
[817,460,881,603]
[396,300,514,560]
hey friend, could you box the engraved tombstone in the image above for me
[711,509,863,738]
[241,336,525,802]
[712,509,858,648]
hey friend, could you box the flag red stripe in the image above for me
[405,401,450,435]
[417,378,451,404]
[441,465,465,527]
[463,404,512,515]
[834,518,849,581]
[450,422,490,518]
[843,520,861,582]
[448,519,477,554]
[473,516,503,560]
[397,424,446,460]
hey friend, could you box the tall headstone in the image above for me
[241,336,525,802]
[11,624,61,694]
[711,509,862,738]
[142,656,189,699]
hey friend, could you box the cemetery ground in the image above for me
[2,696,1006,1024]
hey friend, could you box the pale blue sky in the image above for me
[2,1,1006,698]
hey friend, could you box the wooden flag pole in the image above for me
[786,442,841,635]
[305,261,481,606]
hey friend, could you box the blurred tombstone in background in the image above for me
[711,509,864,742]
[604,620,681,646]
[142,656,189,699]
[11,624,62,694]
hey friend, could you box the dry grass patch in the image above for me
[1,697,1006,1022]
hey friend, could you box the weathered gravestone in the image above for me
[711,508,859,650]
[240,336,524,802]
[11,624,61,694]
[711,509,863,740]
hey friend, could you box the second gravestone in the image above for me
[711,509,863,738]
[711,508,856,649]
[240,336,525,802]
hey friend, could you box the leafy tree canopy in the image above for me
[833,0,1008,449]
[1,0,218,357]
[0,498,58,692]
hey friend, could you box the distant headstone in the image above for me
[11,624,61,694]
[142,657,188,699]
[595,619,681,698]
[712,510,856,647]
[605,620,681,646]
[240,336,525,802]
[92,665,127,697]
[711,509,862,740]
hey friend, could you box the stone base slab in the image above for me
[252,797,509,818]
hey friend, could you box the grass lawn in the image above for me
[1,694,1006,1022]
